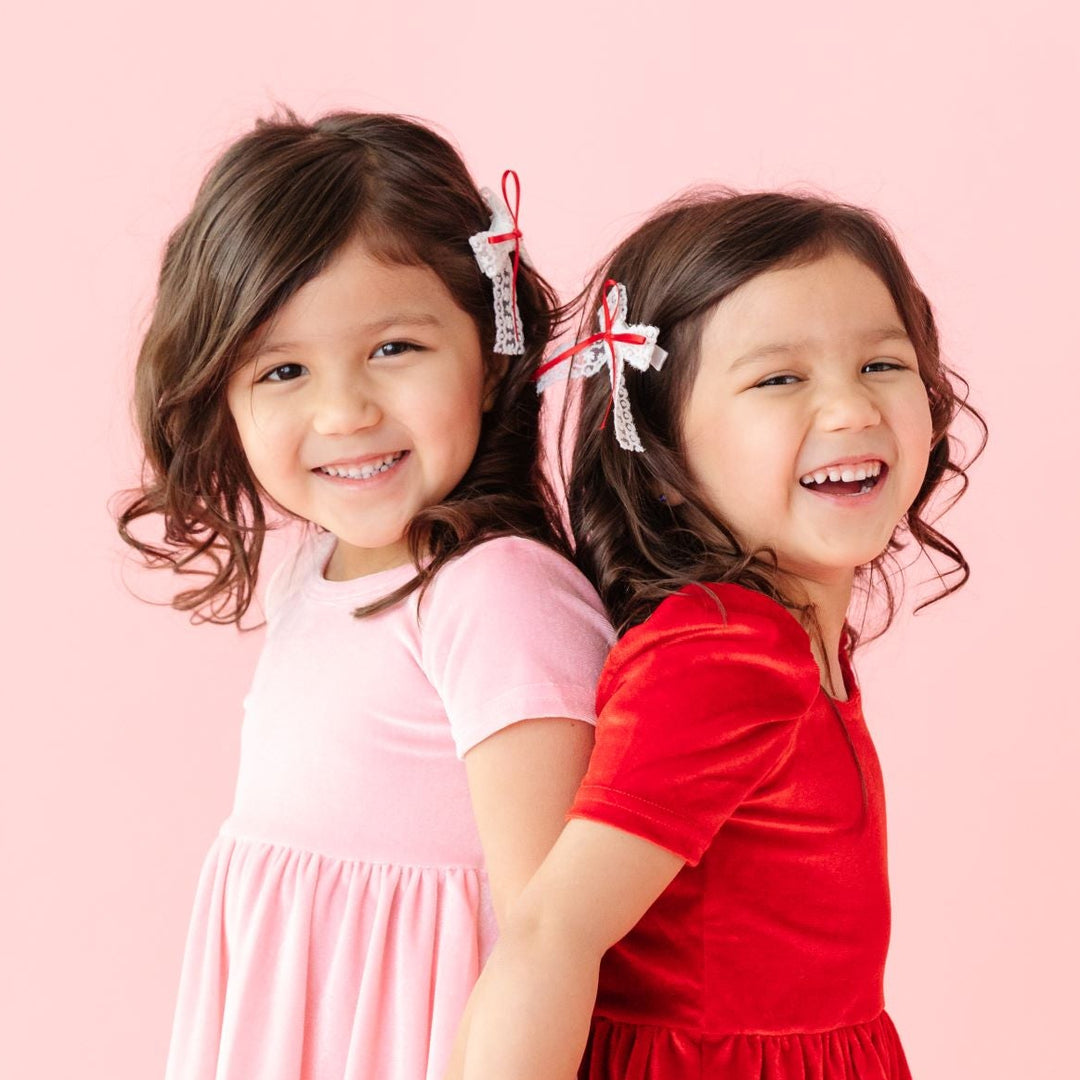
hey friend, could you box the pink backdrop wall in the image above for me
[3,1,1076,1075]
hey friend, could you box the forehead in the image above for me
[701,250,907,361]
[258,237,461,348]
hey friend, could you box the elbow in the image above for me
[497,886,607,969]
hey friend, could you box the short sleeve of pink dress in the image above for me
[165,534,613,1080]
[418,534,618,757]
[570,584,912,1080]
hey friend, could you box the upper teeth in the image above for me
[799,461,883,486]
[318,452,404,480]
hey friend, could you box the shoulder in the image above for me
[417,538,614,754]
[425,536,606,615]
[599,583,819,713]
[417,535,613,682]
[624,582,814,656]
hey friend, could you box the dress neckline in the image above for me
[301,532,419,605]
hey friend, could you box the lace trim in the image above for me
[469,187,527,355]
[536,283,665,452]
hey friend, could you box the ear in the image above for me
[482,353,510,412]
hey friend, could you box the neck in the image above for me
[780,571,854,700]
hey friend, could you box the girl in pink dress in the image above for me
[455,192,984,1078]
[116,111,613,1080]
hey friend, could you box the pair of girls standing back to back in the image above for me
[121,110,981,1080]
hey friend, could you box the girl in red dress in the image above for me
[451,192,984,1079]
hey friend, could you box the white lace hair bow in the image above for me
[535,280,667,452]
[469,170,527,355]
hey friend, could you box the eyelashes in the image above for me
[754,374,801,388]
[371,341,423,359]
[258,362,307,383]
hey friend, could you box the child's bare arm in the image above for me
[463,716,595,927]
[454,818,683,1080]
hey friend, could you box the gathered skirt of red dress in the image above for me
[569,583,913,1079]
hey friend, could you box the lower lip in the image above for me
[799,466,888,506]
[312,451,409,488]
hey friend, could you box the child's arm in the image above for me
[463,716,595,927]
[447,587,824,1080]
[440,716,596,1079]
[453,818,683,1080]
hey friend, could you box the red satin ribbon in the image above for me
[534,279,647,428]
[486,169,523,346]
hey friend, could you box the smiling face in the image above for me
[681,249,933,594]
[227,236,491,580]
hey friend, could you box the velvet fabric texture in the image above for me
[569,584,911,1079]
[165,534,613,1080]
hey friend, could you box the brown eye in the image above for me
[755,374,801,388]
[259,363,306,383]
[372,341,421,359]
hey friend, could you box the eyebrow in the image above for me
[729,326,912,369]
[252,312,444,359]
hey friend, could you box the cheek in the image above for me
[905,390,935,466]
[414,376,486,447]
[230,395,290,448]
[686,401,783,480]
[227,400,295,484]
[892,390,934,501]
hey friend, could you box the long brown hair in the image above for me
[117,110,564,624]
[564,190,986,639]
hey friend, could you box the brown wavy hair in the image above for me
[117,110,564,624]
[563,190,986,640]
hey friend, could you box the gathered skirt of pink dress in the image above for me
[169,835,490,1078]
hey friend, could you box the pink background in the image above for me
[3,1,1076,1075]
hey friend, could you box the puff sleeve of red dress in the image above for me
[569,582,821,866]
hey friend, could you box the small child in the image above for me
[116,111,613,1080]
[457,191,984,1079]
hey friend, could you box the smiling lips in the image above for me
[315,451,407,480]
[799,460,887,497]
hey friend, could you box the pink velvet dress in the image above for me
[570,583,911,1079]
[165,533,613,1080]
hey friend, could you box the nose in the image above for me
[816,378,882,433]
[311,376,382,436]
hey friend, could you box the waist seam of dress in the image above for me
[216,828,489,874]
[591,1008,892,1040]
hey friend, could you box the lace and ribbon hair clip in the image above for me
[470,169,527,355]
[534,280,667,452]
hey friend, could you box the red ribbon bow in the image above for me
[534,279,648,429]
[486,169,523,346]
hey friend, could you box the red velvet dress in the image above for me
[569,583,911,1079]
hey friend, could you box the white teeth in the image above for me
[800,461,884,486]
[318,452,404,480]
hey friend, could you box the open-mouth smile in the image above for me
[799,460,887,497]
[315,451,408,481]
